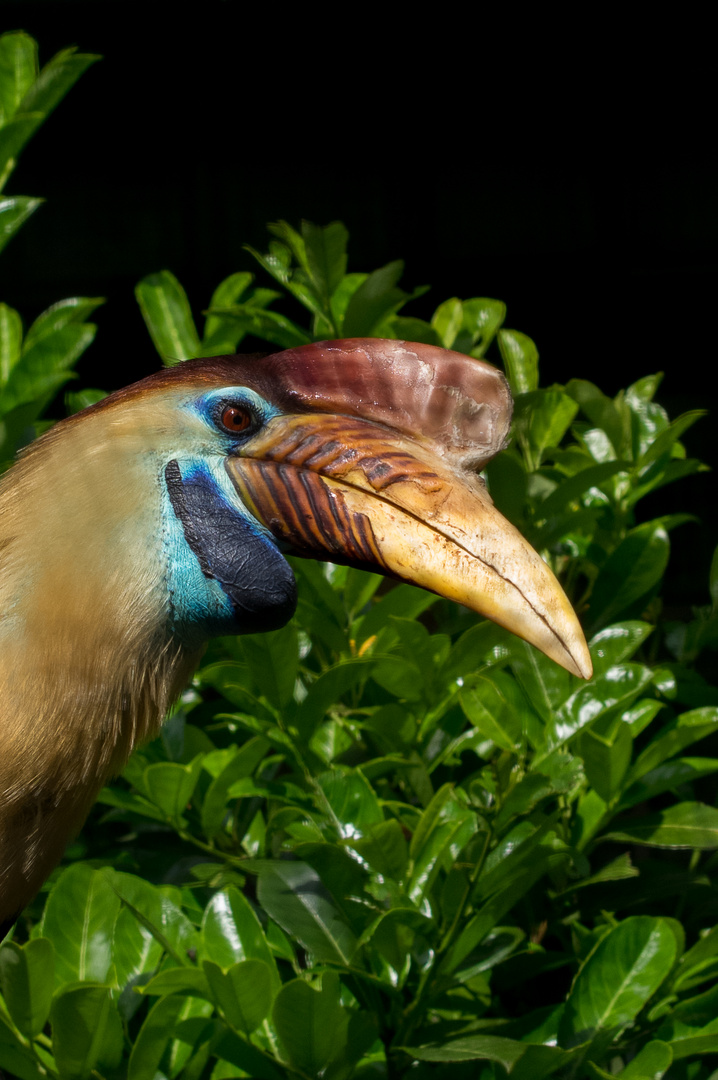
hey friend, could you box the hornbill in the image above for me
[0,338,591,930]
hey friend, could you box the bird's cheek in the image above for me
[163,459,297,643]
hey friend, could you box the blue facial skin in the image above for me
[161,387,297,646]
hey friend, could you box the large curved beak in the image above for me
[226,412,592,679]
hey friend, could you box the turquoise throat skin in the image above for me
[161,456,297,647]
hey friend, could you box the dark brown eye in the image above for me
[221,405,252,433]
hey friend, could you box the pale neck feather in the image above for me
[0,407,201,924]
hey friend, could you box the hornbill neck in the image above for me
[0,414,200,924]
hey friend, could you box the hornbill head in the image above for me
[0,338,591,927]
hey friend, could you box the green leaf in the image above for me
[140,967,211,998]
[0,301,21,384]
[351,818,409,880]
[240,623,298,709]
[211,300,311,349]
[0,32,38,124]
[589,621,654,677]
[0,195,42,253]
[203,958,273,1034]
[51,984,123,1080]
[537,460,630,520]
[560,916,676,1046]
[462,297,506,356]
[431,297,463,348]
[257,861,358,965]
[273,972,374,1079]
[566,379,628,455]
[578,722,633,802]
[0,1014,45,1080]
[42,864,120,986]
[637,410,705,471]
[589,522,670,630]
[544,663,654,754]
[514,389,579,465]
[143,754,203,821]
[105,870,199,976]
[441,848,555,973]
[202,270,254,345]
[1,323,95,415]
[0,937,54,1037]
[18,45,99,126]
[318,768,383,838]
[0,45,99,187]
[604,802,718,848]
[293,659,372,740]
[618,1039,673,1077]
[619,757,718,812]
[202,886,280,994]
[498,329,539,394]
[628,707,718,781]
[65,387,107,414]
[127,994,192,1080]
[303,220,348,307]
[135,270,201,364]
[460,671,527,751]
[403,1034,570,1077]
[343,260,407,337]
[24,296,105,348]
[201,737,269,836]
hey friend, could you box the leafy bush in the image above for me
[2,32,718,1080]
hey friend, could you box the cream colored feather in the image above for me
[0,391,204,925]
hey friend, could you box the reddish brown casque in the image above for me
[79,338,513,474]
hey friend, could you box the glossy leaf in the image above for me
[431,297,463,348]
[514,388,579,466]
[460,671,525,751]
[343,260,407,337]
[201,737,269,836]
[0,195,42,253]
[605,802,718,848]
[588,522,670,630]
[202,886,280,993]
[578,723,633,803]
[51,984,123,1080]
[0,301,21,384]
[0,32,38,122]
[135,269,201,364]
[0,1014,45,1080]
[462,297,506,356]
[202,270,253,346]
[127,994,192,1080]
[404,1034,570,1077]
[498,329,539,394]
[144,754,203,821]
[203,958,273,1033]
[629,706,718,780]
[560,917,676,1045]
[351,818,409,880]
[589,621,654,677]
[293,659,371,740]
[273,972,374,1079]
[24,296,104,347]
[240,623,298,709]
[303,219,348,307]
[42,864,120,986]
[106,870,199,973]
[257,860,358,965]
[544,663,654,755]
[0,937,54,1037]
[618,757,718,811]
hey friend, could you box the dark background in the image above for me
[2,2,717,605]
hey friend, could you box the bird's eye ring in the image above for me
[219,404,253,434]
